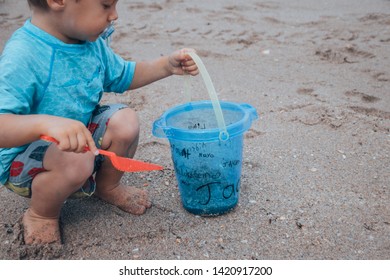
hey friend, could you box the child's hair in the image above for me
[27,0,49,10]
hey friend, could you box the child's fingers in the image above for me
[56,136,70,151]
[57,134,81,152]
[181,58,196,66]
[69,134,79,151]
[75,133,88,153]
[182,63,199,75]
[84,132,99,155]
[169,48,198,75]
[179,48,197,63]
[181,56,198,74]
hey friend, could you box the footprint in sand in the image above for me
[315,44,375,64]
[297,88,318,98]
[344,90,381,103]
[348,106,390,120]
[245,128,265,139]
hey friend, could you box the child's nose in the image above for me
[109,9,118,22]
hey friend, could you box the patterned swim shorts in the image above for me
[4,103,128,198]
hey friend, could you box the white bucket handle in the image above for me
[185,52,229,141]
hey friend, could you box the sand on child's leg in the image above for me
[22,145,95,245]
[22,208,61,245]
[95,183,151,215]
[94,107,149,214]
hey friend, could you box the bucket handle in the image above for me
[185,52,229,141]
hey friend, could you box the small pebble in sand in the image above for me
[261,49,270,55]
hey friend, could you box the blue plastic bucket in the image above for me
[153,100,258,215]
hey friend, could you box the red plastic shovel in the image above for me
[40,135,163,172]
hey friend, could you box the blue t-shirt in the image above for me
[0,20,136,184]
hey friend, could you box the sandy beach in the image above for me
[0,0,389,260]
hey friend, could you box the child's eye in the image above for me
[102,0,116,10]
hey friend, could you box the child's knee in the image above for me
[59,152,95,185]
[109,108,140,142]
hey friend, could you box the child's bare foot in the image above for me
[22,209,61,245]
[95,184,152,215]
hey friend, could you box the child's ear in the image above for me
[46,0,66,11]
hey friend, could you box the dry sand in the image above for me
[0,0,389,260]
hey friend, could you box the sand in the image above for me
[0,0,389,260]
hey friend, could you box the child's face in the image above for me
[61,0,119,43]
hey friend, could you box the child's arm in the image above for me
[0,114,98,154]
[129,48,199,90]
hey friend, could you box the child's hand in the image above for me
[168,48,199,76]
[128,48,199,90]
[43,117,98,155]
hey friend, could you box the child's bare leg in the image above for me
[23,145,95,245]
[94,108,151,214]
